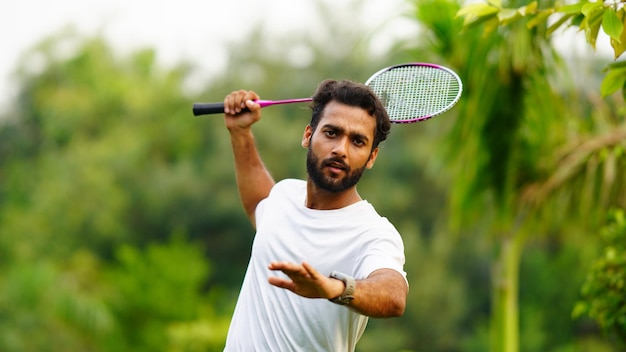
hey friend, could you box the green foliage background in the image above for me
[0,1,624,351]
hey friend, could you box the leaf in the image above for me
[600,68,626,96]
[519,1,538,16]
[571,13,585,27]
[606,60,626,70]
[527,9,555,29]
[487,0,502,8]
[483,16,501,34]
[582,7,605,48]
[603,8,623,43]
[462,15,499,31]
[611,39,626,59]
[581,1,603,17]
[457,3,499,19]
[557,2,585,15]
[498,8,521,25]
[457,3,499,30]
[547,13,575,36]
[611,9,626,59]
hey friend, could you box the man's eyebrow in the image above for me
[321,123,343,133]
[322,123,370,143]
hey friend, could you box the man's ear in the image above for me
[302,125,313,148]
[366,147,379,169]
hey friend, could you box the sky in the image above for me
[1,0,415,112]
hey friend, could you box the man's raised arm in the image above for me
[224,90,275,227]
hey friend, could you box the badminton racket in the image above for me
[192,63,462,124]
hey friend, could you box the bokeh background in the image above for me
[1,0,625,351]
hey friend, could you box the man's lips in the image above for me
[324,160,347,173]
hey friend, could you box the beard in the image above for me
[306,148,367,193]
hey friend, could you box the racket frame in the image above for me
[364,62,463,124]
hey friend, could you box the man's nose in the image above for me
[331,137,349,158]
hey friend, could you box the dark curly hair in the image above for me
[309,79,391,149]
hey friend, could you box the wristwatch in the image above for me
[328,271,355,305]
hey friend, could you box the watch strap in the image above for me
[328,271,355,305]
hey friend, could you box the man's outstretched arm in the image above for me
[268,261,408,318]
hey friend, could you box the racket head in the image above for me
[365,63,463,124]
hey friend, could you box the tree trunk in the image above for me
[490,233,522,352]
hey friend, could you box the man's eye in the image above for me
[353,139,365,146]
[325,130,336,137]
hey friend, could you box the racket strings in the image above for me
[368,66,461,123]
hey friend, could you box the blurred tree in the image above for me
[573,209,626,347]
[0,254,115,351]
[106,236,230,352]
[0,28,234,350]
[409,0,626,351]
[458,4,626,346]
[458,0,626,100]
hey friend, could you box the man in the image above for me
[222,79,408,351]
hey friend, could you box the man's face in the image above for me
[302,101,379,193]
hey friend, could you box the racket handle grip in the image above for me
[193,103,225,116]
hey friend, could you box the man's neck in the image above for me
[305,181,362,210]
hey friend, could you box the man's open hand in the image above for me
[268,261,345,300]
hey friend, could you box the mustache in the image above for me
[322,157,349,170]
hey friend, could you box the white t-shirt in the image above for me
[224,179,406,352]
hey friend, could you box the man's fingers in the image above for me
[301,262,319,278]
[245,99,260,112]
[269,261,315,282]
[268,276,295,291]
[223,90,259,115]
[269,261,301,273]
[267,261,334,299]
[269,261,323,277]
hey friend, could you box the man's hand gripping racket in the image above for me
[193,63,463,124]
